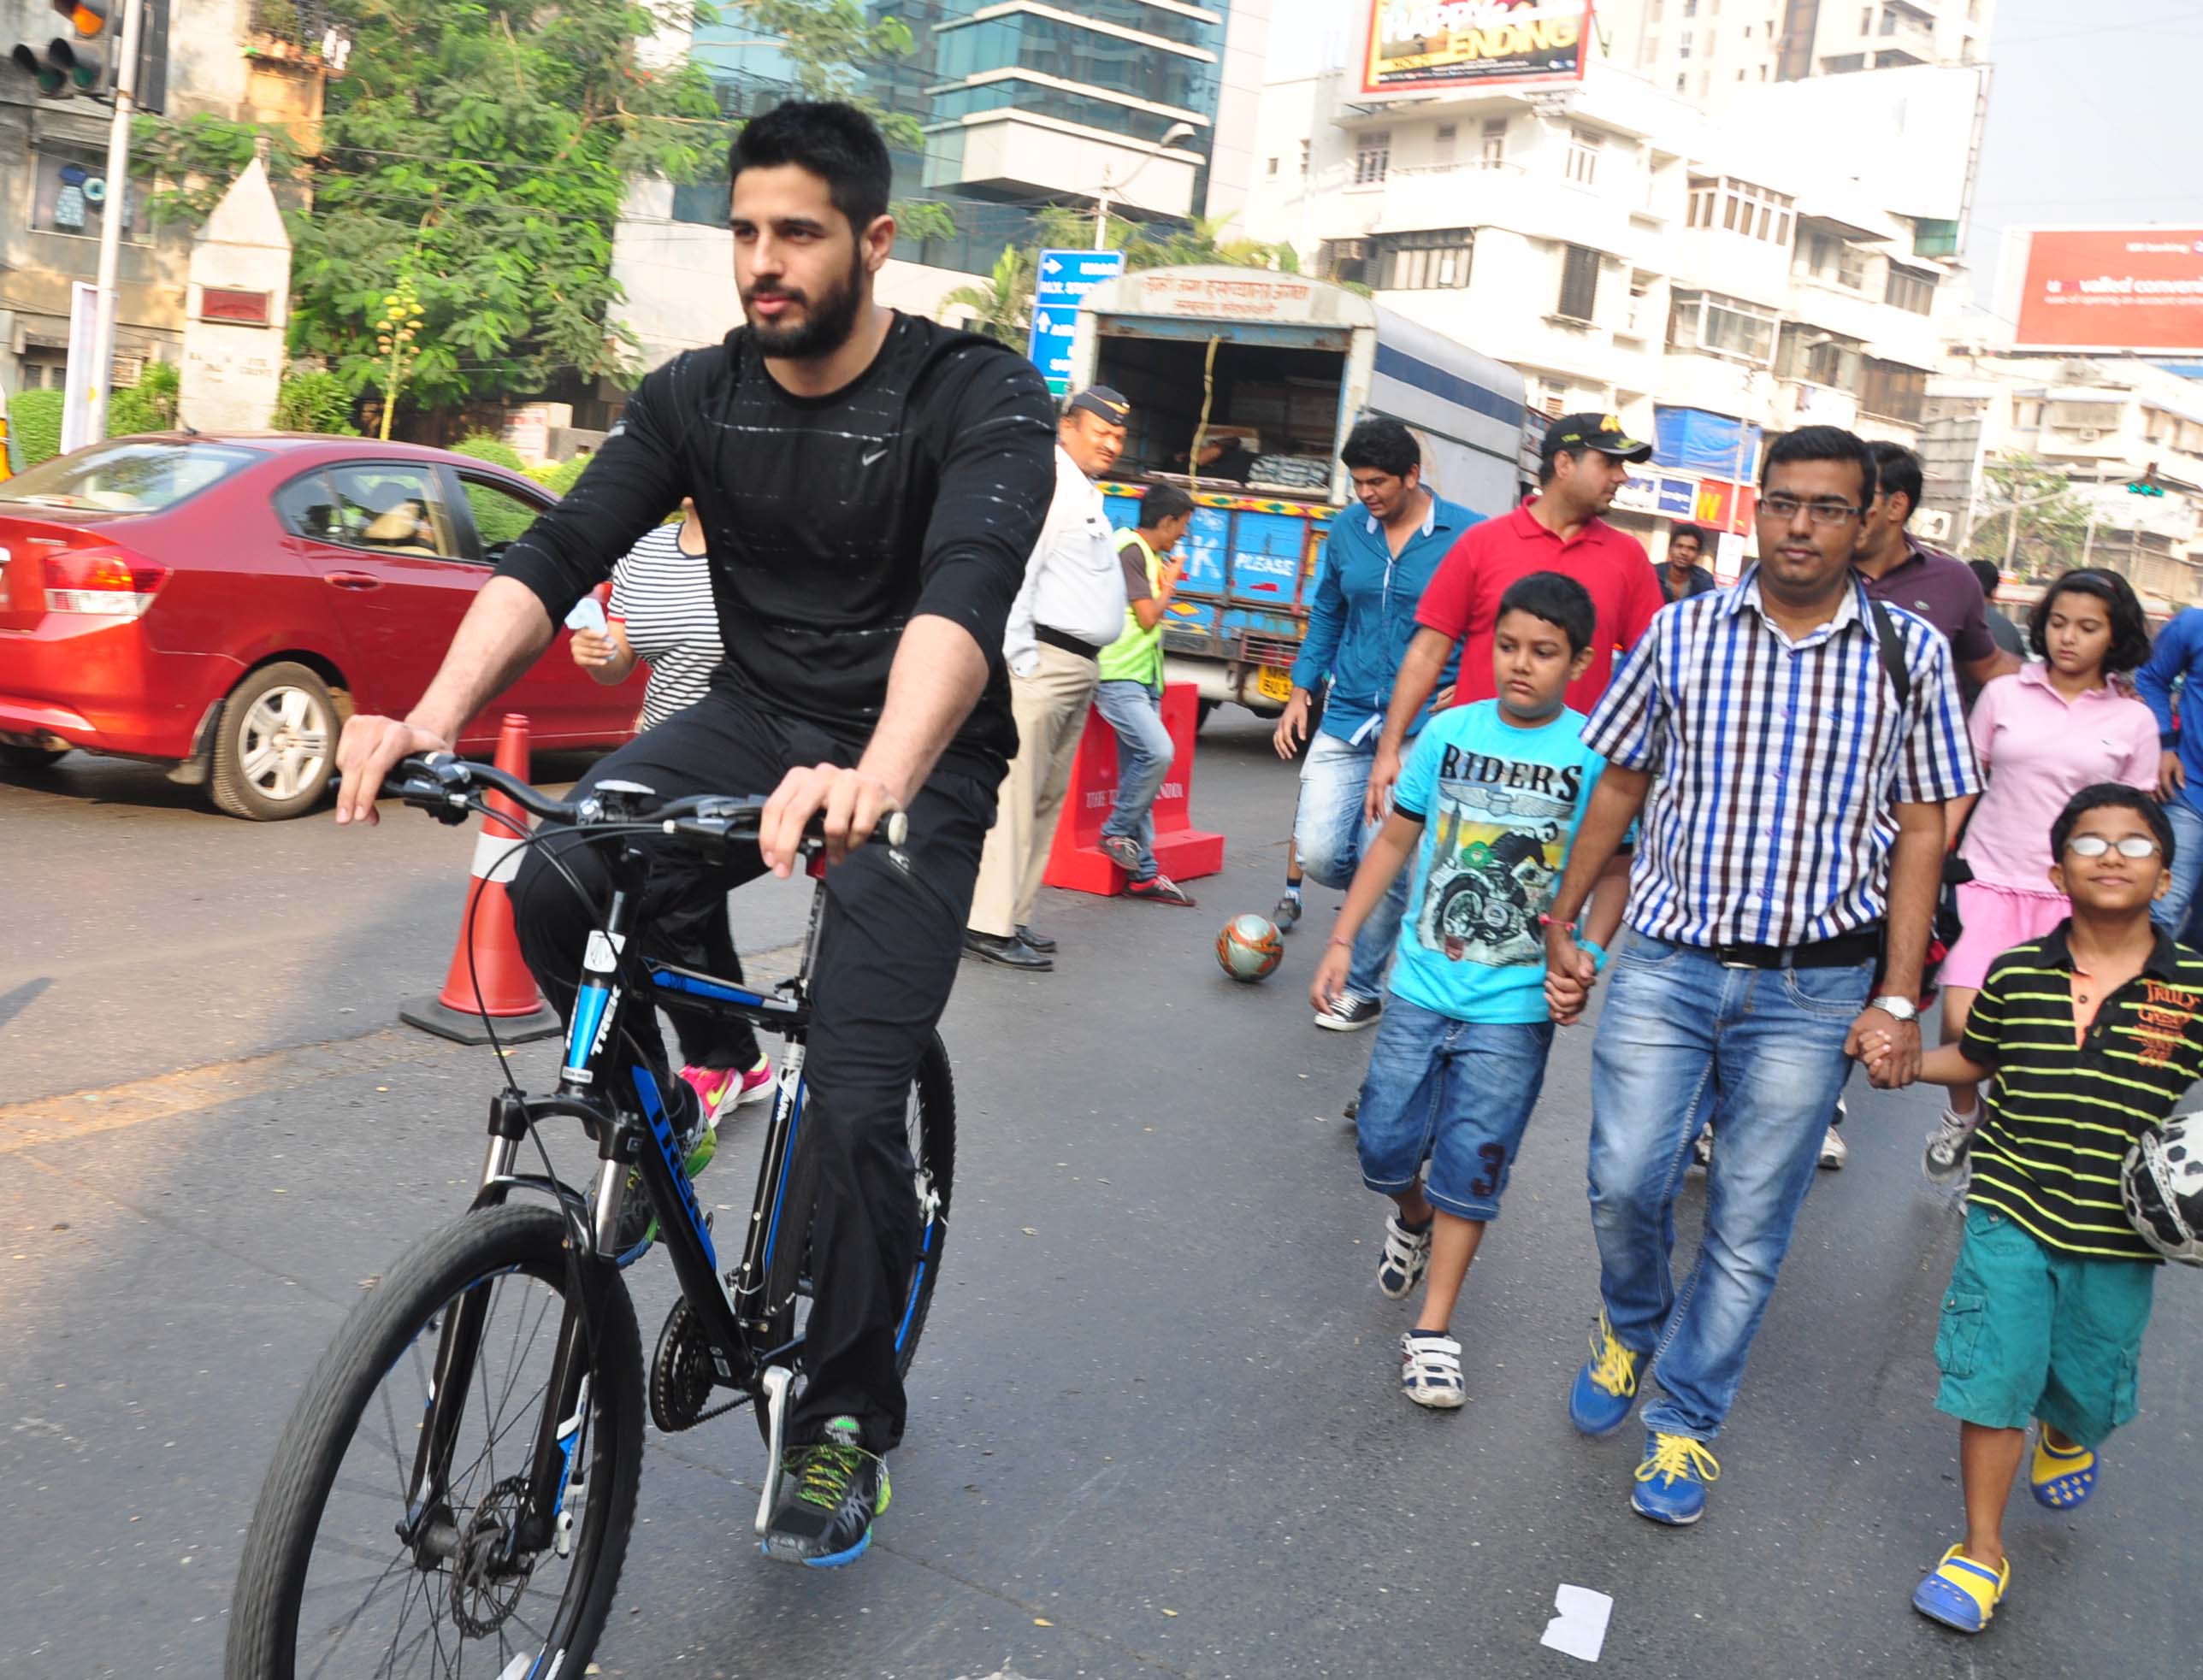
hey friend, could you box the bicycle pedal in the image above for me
[754,1365,794,1538]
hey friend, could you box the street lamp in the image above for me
[1095,120,1196,251]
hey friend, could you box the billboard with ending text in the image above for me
[2007,226,2203,354]
[1362,1,1593,96]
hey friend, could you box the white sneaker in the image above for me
[1922,1105,1980,1184]
[1818,1124,1848,1170]
[1400,1331,1465,1409]
[1377,1214,1432,1300]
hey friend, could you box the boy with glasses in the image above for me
[1863,784,2203,1635]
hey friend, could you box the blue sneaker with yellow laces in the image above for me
[1631,1431,1720,1526]
[1567,1309,1641,1437]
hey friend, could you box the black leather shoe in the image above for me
[1017,924,1057,953]
[963,929,1053,970]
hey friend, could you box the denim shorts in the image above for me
[1353,994,1553,1222]
[1934,1205,2158,1447]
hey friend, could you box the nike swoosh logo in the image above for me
[862,445,890,468]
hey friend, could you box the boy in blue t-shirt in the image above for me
[1312,572,1631,1409]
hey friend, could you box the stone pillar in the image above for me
[179,156,291,432]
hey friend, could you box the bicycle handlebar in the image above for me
[376,754,910,849]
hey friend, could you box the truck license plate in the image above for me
[1255,665,1294,704]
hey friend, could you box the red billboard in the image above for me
[1362,2,1593,97]
[2010,226,2203,353]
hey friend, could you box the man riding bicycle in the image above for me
[333,102,1058,1567]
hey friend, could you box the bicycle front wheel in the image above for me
[226,1204,643,1680]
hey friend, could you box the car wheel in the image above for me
[0,744,68,772]
[210,663,338,821]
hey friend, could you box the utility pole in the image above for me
[88,0,144,444]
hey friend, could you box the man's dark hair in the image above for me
[1138,481,1196,528]
[1968,557,2001,599]
[2050,781,2175,870]
[1869,440,1925,524]
[1760,425,1877,507]
[1341,418,1420,479]
[1497,570,1596,656]
[1668,523,1711,555]
[728,101,892,233]
[2030,567,2154,675]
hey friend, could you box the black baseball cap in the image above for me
[1066,385,1131,426]
[1544,410,1652,465]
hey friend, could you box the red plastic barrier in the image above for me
[1043,681,1225,895]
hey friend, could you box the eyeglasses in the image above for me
[2064,834,2164,859]
[1757,493,1865,526]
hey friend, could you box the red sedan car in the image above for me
[0,433,647,818]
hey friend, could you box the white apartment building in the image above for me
[1594,0,1993,110]
[1922,354,2203,606]
[1243,55,1982,559]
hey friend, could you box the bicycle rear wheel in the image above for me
[226,1204,643,1680]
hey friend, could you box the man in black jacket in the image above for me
[332,103,1058,1568]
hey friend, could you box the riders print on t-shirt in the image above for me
[1389,701,1607,1025]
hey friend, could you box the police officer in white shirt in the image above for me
[965,386,1143,969]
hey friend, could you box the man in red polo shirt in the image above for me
[1365,413,1663,823]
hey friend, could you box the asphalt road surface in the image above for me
[2,712,2193,1679]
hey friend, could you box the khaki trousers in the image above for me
[967,642,1098,937]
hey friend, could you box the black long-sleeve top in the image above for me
[494,315,1059,781]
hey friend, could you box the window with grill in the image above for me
[1374,228,1474,291]
[1566,128,1601,186]
[1355,130,1391,186]
[1687,176,1792,243]
[1668,289,1777,365]
[1885,263,1935,315]
[1481,118,1508,168]
[1860,360,1927,422]
[1557,245,1601,321]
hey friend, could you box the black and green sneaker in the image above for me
[760,1416,890,1568]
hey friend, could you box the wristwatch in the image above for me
[1869,993,1921,1023]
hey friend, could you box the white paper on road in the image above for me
[1539,1583,1614,1662]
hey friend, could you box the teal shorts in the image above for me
[1934,1205,2157,1447]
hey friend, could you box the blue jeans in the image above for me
[1295,730,1409,1001]
[2155,797,2203,939]
[1355,997,1553,1221]
[1096,678,1172,881]
[1587,934,1873,1441]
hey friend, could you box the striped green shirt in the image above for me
[1961,922,2203,1262]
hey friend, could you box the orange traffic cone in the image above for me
[399,713,564,1045]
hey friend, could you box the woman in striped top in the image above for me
[571,500,771,1117]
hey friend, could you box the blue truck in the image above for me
[1069,266,1543,719]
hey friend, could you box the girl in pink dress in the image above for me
[1924,568,2160,1181]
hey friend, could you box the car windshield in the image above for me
[0,439,259,515]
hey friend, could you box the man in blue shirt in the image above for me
[2131,607,2203,934]
[1273,418,1478,1031]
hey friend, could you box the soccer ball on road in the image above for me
[1216,914,1284,982]
[2123,1114,2203,1265]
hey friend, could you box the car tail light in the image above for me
[44,551,170,616]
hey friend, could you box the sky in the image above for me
[1261,0,2203,312]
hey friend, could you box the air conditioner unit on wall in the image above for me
[1914,508,1952,543]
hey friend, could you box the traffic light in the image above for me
[2128,462,2167,498]
[10,3,107,97]
[6,0,165,110]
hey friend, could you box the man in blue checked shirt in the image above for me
[2131,605,2203,938]
[1537,425,1979,1530]
[1272,419,1478,1034]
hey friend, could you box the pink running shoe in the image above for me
[680,1055,774,1123]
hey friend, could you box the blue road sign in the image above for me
[1027,248,1125,396]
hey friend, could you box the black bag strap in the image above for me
[1868,592,1912,711]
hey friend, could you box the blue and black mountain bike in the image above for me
[225,755,954,1680]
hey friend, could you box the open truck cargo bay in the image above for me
[1069,267,1542,716]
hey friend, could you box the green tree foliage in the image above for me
[272,370,361,434]
[451,433,527,471]
[109,362,182,437]
[138,0,724,421]
[1978,452,2091,580]
[10,389,63,467]
[941,245,1032,347]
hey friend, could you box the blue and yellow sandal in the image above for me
[1911,1545,2011,1634]
[2030,1430,2098,1510]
